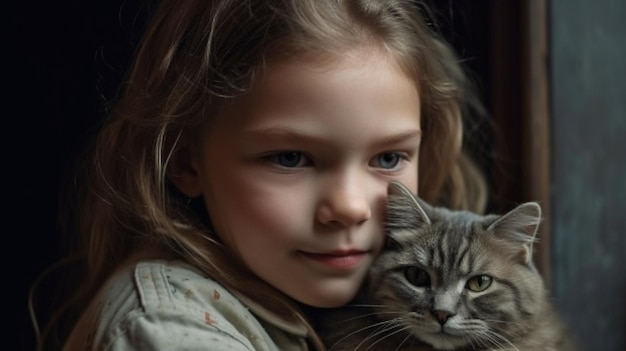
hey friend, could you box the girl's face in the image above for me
[183,46,421,307]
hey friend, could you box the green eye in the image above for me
[405,267,431,287]
[466,275,493,292]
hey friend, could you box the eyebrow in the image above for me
[245,126,422,146]
[371,128,422,147]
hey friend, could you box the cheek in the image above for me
[396,171,419,195]
[207,181,313,245]
[242,195,310,234]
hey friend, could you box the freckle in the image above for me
[205,312,217,325]
[213,289,221,300]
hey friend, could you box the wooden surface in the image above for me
[521,0,552,284]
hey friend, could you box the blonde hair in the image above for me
[38,0,487,349]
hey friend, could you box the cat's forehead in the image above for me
[429,210,486,238]
[431,207,485,225]
[407,213,492,268]
[390,210,487,249]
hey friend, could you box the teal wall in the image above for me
[550,1,626,350]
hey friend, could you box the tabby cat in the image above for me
[316,181,576,351]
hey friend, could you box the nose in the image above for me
[431,309,455,325]
[316,174,372,227]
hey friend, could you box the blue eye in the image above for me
[374,153,401,169]
[268,152,306,168]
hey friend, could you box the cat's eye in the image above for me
[404,267,431,287]
[466,275,493,292]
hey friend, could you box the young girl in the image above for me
[41,0,487,349]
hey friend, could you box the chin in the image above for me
[301,292,354,308]
[297,280,360,308]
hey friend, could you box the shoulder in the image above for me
[64,259,273,351]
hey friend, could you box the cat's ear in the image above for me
[486,202,542,265]
[385,181,431,246]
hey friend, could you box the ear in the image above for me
[167,145,204,198]
[487,202,542,265]
[385,181,431,245]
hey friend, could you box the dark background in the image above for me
[11,2,153,350]
[9,1,625,350]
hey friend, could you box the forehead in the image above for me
[208,45,421,140]
[258,44,414,93]
[259,47,415,114]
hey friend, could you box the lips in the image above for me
[298,249,369,271]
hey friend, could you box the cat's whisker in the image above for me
[359,319,404,344]
[489,324,527,345]
[465,331,491,350]
[481,329,520,351]
[345,304,388,309]
[392,328,418,351]
[325,324,380,350]
[362,323,413,351]
[334,310,410,324]
[473,330,507,350]
[480,318,526,327]
[453,322,497,350]
[327,317,403,350]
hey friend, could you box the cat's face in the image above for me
[365,181,545,350]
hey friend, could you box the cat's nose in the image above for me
[432,309,455,325]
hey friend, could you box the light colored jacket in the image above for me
[63,259,311,350]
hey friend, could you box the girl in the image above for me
[41,0,487,349]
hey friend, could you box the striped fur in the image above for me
[317,181,577,351]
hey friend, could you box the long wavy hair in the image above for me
[36,0,487,349]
